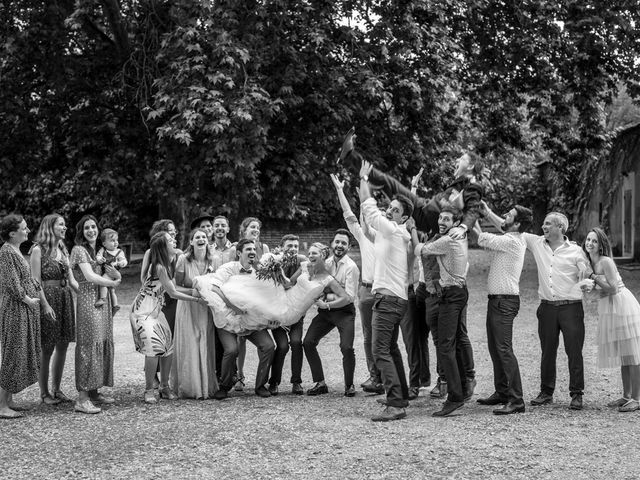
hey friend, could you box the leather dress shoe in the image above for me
[493,402,525,415]
[463,377,477,402]
[255,386,271,398]
[362,380,385,395]
[477,392,508,406]
[408,386,420,400]
[432,400,464,417]
[530,392,553,406]
[430,380,447,398]
[291,383,304,395]
[360,377,375,389]
[344,384,356,397]
[268,384,279,396]
[371,406,406,422]
[569,393,583,410]
[306,383,329,396]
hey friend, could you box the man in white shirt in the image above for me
[209,239,276,400]
[476,204,533,415]
[359,160,412,422]
[521,212,592,410]
[330,173,384,394]
[303,229,360,397]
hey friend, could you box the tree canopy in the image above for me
[2,0,639,240]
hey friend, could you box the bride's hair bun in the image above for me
[310,242,330,259]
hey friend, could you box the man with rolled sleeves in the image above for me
[522,212,592,410]
[476,204,533,414]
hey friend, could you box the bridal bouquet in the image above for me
[255,249,299,286]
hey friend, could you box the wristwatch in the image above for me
[360,174,369,182]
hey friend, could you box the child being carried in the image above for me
[95,228,128,314]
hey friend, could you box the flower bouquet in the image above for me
[255,249,299,286]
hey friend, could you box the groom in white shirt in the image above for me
[359,160,413,422]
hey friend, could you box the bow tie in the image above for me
[240,267,252,274]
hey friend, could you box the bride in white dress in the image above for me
[193,243,350,335]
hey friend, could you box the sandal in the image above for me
[40,393,62,406]
[234,377,245,392]
[159,386,177,400]
[606,397,628,408]
[618,399,639,412]
[338,127,356,163]
[90,393,115,405]
[144,389,157,404]
[52,390,73,402]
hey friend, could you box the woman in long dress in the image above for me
[0,215,41,419]
[171,228,218,399]
[583,227,640,412]
[30,214,78,405]
[70,215,121,414]
[195,242,350,334]
[131,232,207,404]
[234,217,270,391]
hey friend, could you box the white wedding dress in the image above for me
[193,262,331,335]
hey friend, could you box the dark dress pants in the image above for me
[486,296,523,404]
[425,293,444,381]
[358,285,380,382]
[269,317,304,385]
[400,284,431,388]
[536,301,585,396]
[303,304,356,387]
[372,294,409,408]
[217,327,275,391]
[437,286,472,403]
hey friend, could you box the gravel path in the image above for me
[2,250,639,479]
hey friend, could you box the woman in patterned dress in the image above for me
[30,214,79,405]
[0,214,41,419]
[235,217,270,391]
[131,232,206,404]
[70,215,121,414]
[171,228,218,399]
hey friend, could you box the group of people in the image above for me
[2,136,640,422]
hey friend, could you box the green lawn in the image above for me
[2,250,640,479]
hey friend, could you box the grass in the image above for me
[2,250,640,479]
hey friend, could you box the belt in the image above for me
[361,282,373,288]
[442,285,466,291]
[426,292,440,298]
[541,299,582,306]
[42,279,67,288]
[488,294,519,299]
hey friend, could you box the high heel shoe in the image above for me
[338,127,356,163]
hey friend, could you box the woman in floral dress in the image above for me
[0,214,41,419]
[30,214,78,405]
[131,231,206,404]
[70,215,121,414]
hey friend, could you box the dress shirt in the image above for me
[326,254,360,303]
[522,233,589,301]
[416,235,468,288]
[210,240,236,272]
[361,198,411,300]
[343,210,375,284]
[209,261,254,288]
[478,232,526,295]
[420,233,441,294]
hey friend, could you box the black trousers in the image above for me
[486,295,523,404]
[536,301,584,396]
[216,328,275,391]
[372,294,409,408]
[425,293,444,381]
[269,317,304,385]
[437,286,474,402]
[303,304,356,387]
[400,283,431,388]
